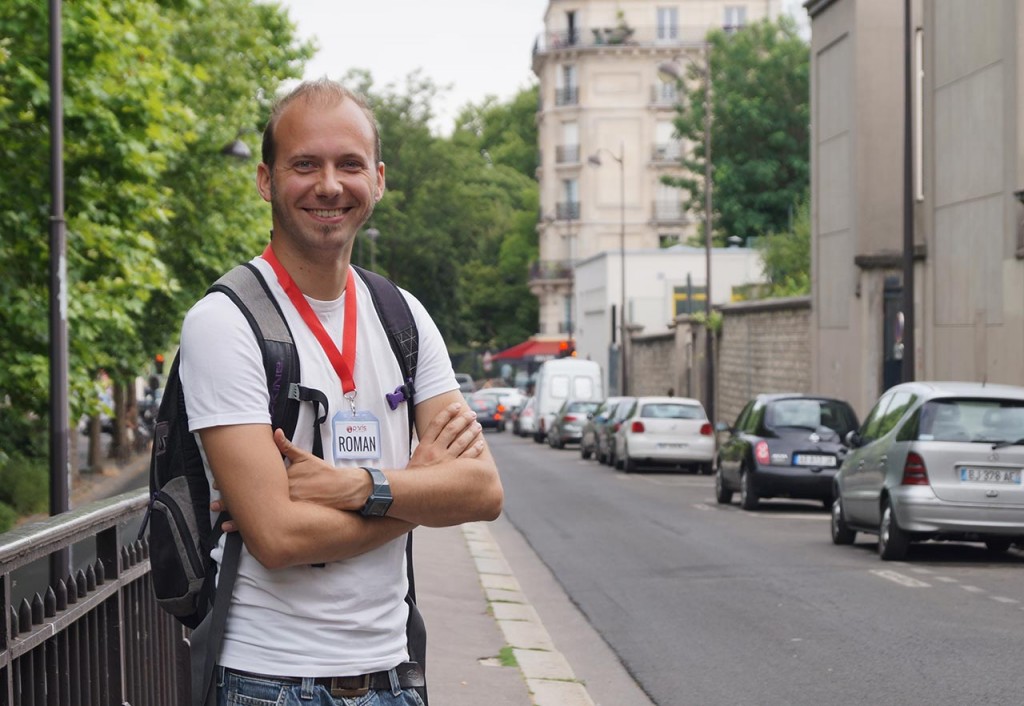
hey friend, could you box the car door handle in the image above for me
[878,456,887,465]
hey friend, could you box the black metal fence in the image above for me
[0,490,187,706]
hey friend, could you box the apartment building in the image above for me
[806,0,1024,415]
[530,0,781,363]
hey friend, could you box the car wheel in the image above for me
[597,447,607,464]
[831,497,856,545]
[878,498,910,561]
[984,538,1012,553]
[739,467,759,511]
[715,469,733,504]
[614,450,623,470]
[623,449,636,473]
[581,443,592,460]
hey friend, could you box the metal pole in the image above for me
[566,215,574,340]
[901,0,915,382]
[49,0,71,583]
[703,43,715,422]
[618,141,627,396]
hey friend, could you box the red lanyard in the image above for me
[261,244,358,396]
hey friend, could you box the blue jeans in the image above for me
[217,667,425,706]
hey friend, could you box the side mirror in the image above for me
[845,430,862,448]
[714,421,730,433]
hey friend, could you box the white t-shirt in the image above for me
[179,256,456,676]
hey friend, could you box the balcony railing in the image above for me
[652,143,684,163]
[650,84,680,107]
[529,260,573,284]
[555,201,580,220]
[554,86,579,106]
[555,145,581,164]
[534,24,730,54]
[1,489,186,706]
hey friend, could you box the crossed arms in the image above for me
[200,390,503,570]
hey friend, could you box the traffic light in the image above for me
[154,353,165,375]
[557,341,576,358]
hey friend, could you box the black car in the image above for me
[715,394,859,510]
[580,396,629,460]
[599,397,636,466]
[467,393,505,432]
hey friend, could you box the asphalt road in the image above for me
[489,431,1024,706]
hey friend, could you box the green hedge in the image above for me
[0,455,49,533]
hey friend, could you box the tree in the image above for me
[757,197,810,297]
[667,17,809,245]
[0,0,310,463]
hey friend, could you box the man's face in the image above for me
[257,97,385,256]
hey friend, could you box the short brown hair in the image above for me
[261,78,381,167]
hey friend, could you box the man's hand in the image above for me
[275,428,370,511]
[409,402,485,468]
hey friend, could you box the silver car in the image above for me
[832,381,1024,560]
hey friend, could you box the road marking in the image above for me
[960,585,985,594]
[869,569,931,587]
[991,596,1019,604]
[692,503,712,511]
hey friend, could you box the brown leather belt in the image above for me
[226,662,425,698]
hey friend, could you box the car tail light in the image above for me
[901,452,929,485]
[564,415,578,423]
[631,421,645,433]
[699,422,712,436]
[494,412,503,421]
[754,440,770,465]
[497,404,506,414]
[613,422,621,431]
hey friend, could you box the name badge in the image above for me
[332,410,382,463]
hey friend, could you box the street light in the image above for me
[587,141,627,395]
[658,43,715,422]
[365,227,380,271]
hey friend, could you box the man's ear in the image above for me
[256,163,272,202]
[375,162,386,202]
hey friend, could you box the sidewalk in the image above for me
[70,456,650,706]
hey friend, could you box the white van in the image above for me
[532,359,603,443]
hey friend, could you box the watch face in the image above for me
[364,497,393,517]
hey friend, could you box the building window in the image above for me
[566,10,578,46]
[556,64,578,106]
[558,178,580,220]
[653,121,681,161]
[656,7,678,41]
[659,233,681,248]
[724,6,747,32]
[557,122,580,163]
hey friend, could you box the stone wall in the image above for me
[628,296,812,424]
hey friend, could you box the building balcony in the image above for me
[534,24,721,56]
[556,201,581,220]
[650,84,680,107]
[556,144,581,164]
[554,86,579,106]
[528,260,573,292]
[651,143,683,163]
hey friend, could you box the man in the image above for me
[179,78,503,705]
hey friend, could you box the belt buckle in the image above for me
[330,674,370,698]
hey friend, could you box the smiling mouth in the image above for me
[308,207,349,218]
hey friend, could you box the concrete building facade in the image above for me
[531,0,783,342]
[806,0,1024,417]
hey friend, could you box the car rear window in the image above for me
[765,399,858,436]
[916,398,1024,442]
[568,401,599,413]
[640,403,705,420]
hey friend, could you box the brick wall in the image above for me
[627,331,677,396]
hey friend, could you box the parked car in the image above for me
[716,394,859,510]
[599,397,637,466]
[466,393,505,432]
[548,399,601,448]
[455,373,475,394]
[831,381,1024,560]
[471,387,525,432]
[513,396,537,437]
[611,396,714,473]
[580,396,629,460]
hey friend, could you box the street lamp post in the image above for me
[659,44,714,422]
[588,141,627,395]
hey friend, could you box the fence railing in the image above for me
[0,489,187,706]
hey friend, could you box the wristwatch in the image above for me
[359,467,393,517]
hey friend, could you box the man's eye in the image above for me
[340,160,364,170]
[293,161,317,170]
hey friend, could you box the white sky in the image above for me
[276,1,810,134]
[276,0,551,133]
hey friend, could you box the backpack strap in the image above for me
[352,266,427,703]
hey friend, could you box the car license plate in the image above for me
[959,467,1022,484]
[658,442,687,449]
[793,454,836,467]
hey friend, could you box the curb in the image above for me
[462,522,596,706]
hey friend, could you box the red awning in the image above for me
[491,339,566,361]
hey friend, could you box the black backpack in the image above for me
[139,262,425,706]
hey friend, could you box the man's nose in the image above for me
[314,166,343,197]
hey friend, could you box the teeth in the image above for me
[311,209,343,217]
